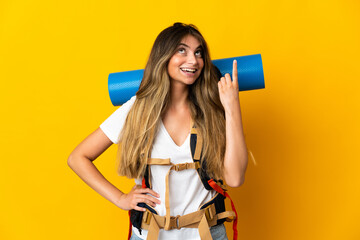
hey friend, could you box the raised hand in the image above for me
[218,60,240,112]
[118,184,161,211]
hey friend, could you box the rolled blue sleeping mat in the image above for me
[108,54,264,106]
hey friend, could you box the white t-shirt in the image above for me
[100,96,215,240]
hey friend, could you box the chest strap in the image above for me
[147,159,200,231]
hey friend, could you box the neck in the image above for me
[169,80,189,108]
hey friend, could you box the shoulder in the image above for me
[107,96,137,118]
[99,95,136,144]
[123,95,137,109]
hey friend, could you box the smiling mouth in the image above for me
[180,67,197,73]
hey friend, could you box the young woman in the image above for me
[68,22,248,240]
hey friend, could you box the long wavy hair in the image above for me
[117,23,226,180]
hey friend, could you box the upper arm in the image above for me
[69,127,114,161]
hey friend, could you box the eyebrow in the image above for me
[178,43,203,50]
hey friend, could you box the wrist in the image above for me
[114,191,127,210]
[224,103,241,117]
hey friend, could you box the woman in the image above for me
[68,22,248,240]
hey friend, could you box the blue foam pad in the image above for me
[108,54,264,106]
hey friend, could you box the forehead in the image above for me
[179,34,202,48]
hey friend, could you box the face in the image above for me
[167,34,204,86]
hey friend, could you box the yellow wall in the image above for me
[1,0,359,239]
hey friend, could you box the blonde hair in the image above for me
[117,23,226,180]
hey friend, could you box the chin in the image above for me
[185,78,198,85]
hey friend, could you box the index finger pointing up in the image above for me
[233,59,238,87]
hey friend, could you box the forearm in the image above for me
[67,154,125,208]
[223,104,248,187]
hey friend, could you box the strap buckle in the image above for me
[174,164,181,171]
[170,215,181,230]
[204,205,214,222]
[143,210,152,225]
[174,163,188,171]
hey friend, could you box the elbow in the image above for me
[67,152,80,169]
[226,175,245,188]
[67,153,75,168]
[67,151,92,169]
[224,156,248,188]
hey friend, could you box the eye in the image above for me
[195,50,203,57]
[178,48,186,54]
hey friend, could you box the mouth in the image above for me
[180,67,197,74]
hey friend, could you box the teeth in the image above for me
[181,68,196,73]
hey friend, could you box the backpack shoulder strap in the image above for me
[190,124,213,190]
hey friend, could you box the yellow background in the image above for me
[1,0,359,239]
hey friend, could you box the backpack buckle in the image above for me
[204,205,215,222]
[170,215,181,230]
[143,210,152,225]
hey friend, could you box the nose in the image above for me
[186,52,198,66]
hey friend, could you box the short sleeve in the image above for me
[100,96,136,144]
